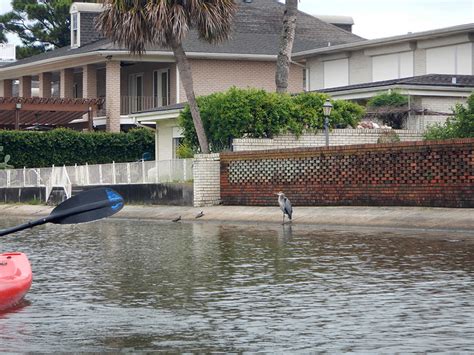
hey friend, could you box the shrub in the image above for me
[176,143,195,159]
[178,87,365,151]
[424,93,474,140]
[0,128,155,168]
[367,91,408,108]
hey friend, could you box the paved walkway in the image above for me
[1,204,473,233]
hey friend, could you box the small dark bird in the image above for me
[276,192,293,224]
[195,210,204,219]
[172,216,181,222]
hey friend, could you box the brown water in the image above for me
[0,218,473,352]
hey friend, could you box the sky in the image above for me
[296,0,474,39]
[0,0,473,44]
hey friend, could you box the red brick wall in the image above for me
[220,139,474,208]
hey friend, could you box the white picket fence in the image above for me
[0,159,193,201]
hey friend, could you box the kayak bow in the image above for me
[0,252,32,312]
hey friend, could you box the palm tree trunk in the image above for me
[171,40,210,154]
[275,0,298,94]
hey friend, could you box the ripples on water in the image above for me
[0,217,473,352]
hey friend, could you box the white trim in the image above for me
[132,108,182,123]
[176,65,180,103]
[70,12,80,48]
[70,3,103,13]
[0,50,277,79]
[324,85,473,100]
[153,68,170,107]
[128,72,144,112]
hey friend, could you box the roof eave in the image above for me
[322,83,474,99]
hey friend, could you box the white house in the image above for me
[293,23,474,130]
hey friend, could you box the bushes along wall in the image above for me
[0,128,155,168]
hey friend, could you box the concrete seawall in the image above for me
[0,204,473,233]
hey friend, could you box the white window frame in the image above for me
[323,58,349,89]
[71,12,80,48]
[128,73,144,112]
[153,68,170,108]
[372,51,414,82]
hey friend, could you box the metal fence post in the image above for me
[169,160,172,182]
[6,170,10,187]
[142,159,146,183]
[112,161,116,185]
[86,163,90,185]
[183,159,187,181]
[23,167,26,187]
[99,164,103,184]
[155,160,158,183]
[37,168,41,186]
[127,163,131,184]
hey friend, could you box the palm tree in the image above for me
[96,0,237,154]
[275,0,298,93]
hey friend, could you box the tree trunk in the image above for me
[171,40,210,154]
[275,0,298,94]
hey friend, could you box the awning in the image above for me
[0,97,104,130]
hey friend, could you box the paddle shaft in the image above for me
[0,199,112,237]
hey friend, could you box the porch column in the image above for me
[39,72,52,98]
[105,60,121,132]
[60,68,74,98]
[0,79,13,97]
[19,76,32,98]
[83,64,97,98]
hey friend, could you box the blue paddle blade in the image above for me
[50,187,124,224]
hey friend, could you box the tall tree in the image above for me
[0,0,72,59]
[0,23,7,43]
[96,0,237,154]
[275,0,298,93]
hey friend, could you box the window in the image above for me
[128,73,144,112]
[372,52,414,82]
[303,68,309,91]
[71,12,79,47]
[73,83,79,98]
[323,58,349,89]
[426,43,472,75]
[172,137,183,159]
[153,69,170,107]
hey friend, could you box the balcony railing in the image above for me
[97,96,170,117]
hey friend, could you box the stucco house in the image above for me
[0,0,362,160]
[293,23,474,130]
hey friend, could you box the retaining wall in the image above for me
[233,130,424,152]
[0,187,46,204]
[0,183,193,206]
[77,183,193,206]
[220,139,474,208]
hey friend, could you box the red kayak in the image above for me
[0,252,32,312]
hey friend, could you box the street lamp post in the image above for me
[322,99,333,147]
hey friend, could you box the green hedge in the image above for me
[0,128,155,168]
[178,87,365,152]
[424,92,474,140]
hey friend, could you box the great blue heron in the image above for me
[276,192,292,224]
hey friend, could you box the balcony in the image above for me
[97,96,170,117]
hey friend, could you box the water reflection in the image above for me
[0,217,473,352]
